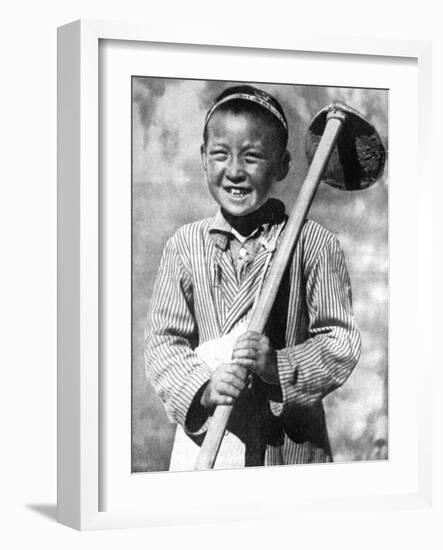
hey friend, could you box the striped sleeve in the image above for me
[276,235,361,407]
[144,234,212,433]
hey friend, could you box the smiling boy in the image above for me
[144,85,361,470]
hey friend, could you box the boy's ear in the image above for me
[277,151,291,181]
[200,143,208,173]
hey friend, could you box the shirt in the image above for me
[144,199,361,469]
[209,208,280,283]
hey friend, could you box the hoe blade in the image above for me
[305,102,386,191]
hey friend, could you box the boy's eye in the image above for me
[244,152,263,162]
[210,150,228,160]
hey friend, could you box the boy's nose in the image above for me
[225,158,246,182]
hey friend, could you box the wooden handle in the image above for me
[194,406,233,470]
[194,112,346,471]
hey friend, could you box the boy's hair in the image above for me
[203,85,289,155]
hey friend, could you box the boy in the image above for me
[144,85,361,470]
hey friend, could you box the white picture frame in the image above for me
[57,19,433,530]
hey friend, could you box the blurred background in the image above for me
[132,77,388,472]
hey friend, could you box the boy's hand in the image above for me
[232,331,279,385]
[200,363,250,408]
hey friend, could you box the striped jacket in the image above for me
[144,206,361,468]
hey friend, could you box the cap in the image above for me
[204,85,288,132]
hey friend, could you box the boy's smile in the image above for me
[201,111,289,217]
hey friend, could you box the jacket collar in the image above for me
[209,199,286,250]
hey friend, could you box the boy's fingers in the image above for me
[232,347,258,359]
[230,363,248,385]
[229,364,249,382]
[208,390,234,406]
[233,358,257,371]
[222,373,245,392]
[217,395,234,406]
[218,362,247,381]
[259,336,271,352]
[218,382,241,399]
[233,335,266,351]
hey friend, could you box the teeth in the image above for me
[229,188,247,196]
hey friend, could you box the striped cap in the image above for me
[204,85,288,132]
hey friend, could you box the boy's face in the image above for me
[201,110,289,217]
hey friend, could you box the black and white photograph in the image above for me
[132,77,388,473]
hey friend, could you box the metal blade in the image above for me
[305,102,386,191]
